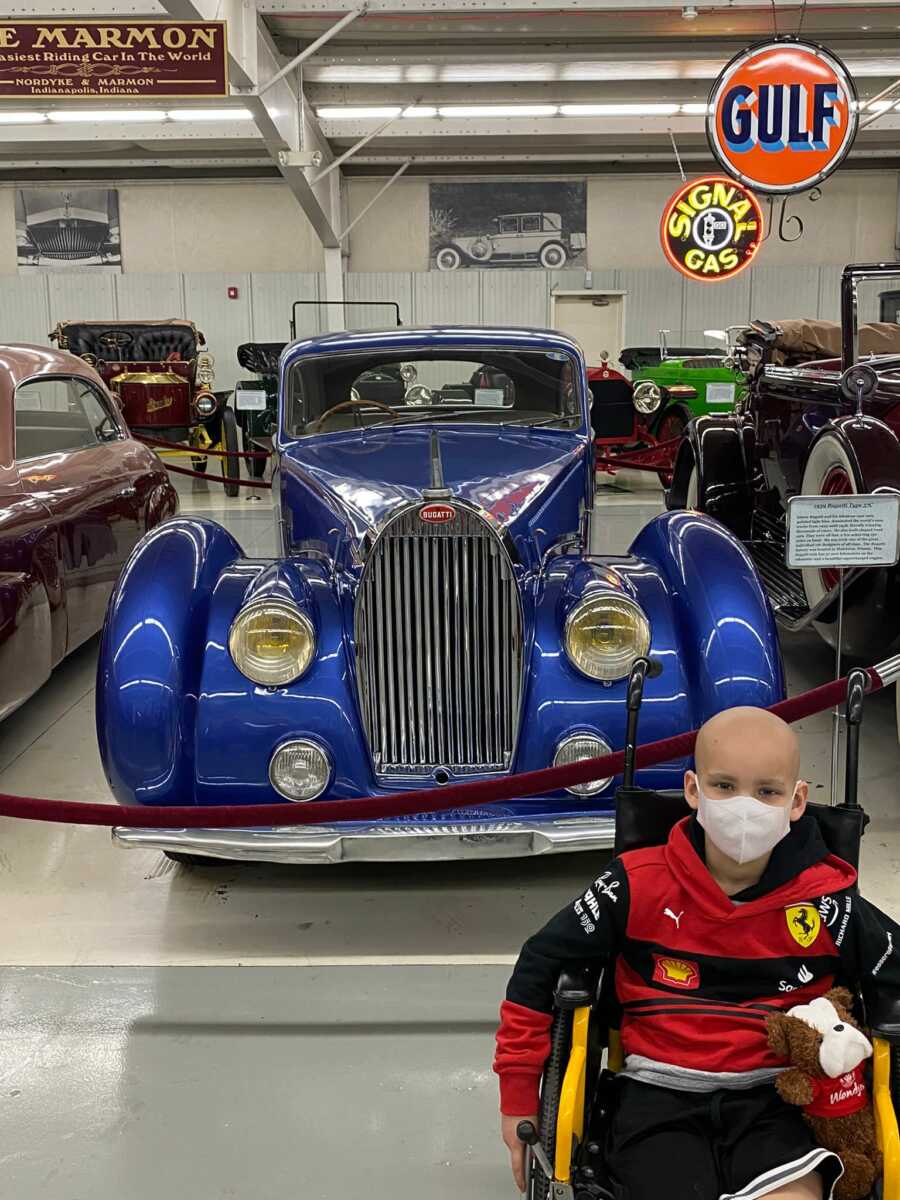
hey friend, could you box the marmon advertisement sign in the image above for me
[0,20,227,98]
[707,39,858,194]
[660,176,764,283]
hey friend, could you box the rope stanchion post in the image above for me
[0,663,887,831]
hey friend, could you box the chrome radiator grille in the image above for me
[28,222,107,261]
[355,504,523,776]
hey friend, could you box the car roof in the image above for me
[0,343,108,387]
[497,211,561,220]
[282,324,585,362]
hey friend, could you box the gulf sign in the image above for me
[707,40,858,194]
[660,176,764,283]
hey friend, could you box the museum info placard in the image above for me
[787,494,900,569]
[0,21,228,98]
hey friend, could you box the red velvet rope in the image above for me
[595,435,682,472]
[160,461,273,490]
[0,668,881,829]
[136,433,271,460]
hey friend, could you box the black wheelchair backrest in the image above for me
[614,787,867,869]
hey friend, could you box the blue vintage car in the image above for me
[98,326,784,864]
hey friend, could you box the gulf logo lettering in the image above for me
[660,175,763,283]
[707,40,858,194]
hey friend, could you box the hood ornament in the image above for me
[422,429,452,500]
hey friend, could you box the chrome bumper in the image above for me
[112,814,616,864]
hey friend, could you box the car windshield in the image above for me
[284,349,583,436]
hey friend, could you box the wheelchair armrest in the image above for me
[554,966,599,1010]
[870,993,900,1041]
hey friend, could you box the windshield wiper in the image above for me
[366,407,486,429]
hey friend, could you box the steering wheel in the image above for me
[309,397,399,433]
[98,330,134,350]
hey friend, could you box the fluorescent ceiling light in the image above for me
[560,103,680,116]
[0,111,47,124]
[680,102,710,114]
[169,107,253,120]
[316,106,402,119]
[402,106,438,118]
[48,109,166,123]
[867,99,894,112]
[437,104,558,117]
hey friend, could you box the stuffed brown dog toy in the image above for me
[766,987,881,1200]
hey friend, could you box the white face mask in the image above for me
[695,779,794,865]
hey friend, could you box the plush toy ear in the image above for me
[767,1013,791,1059]
[825,986,855,1020]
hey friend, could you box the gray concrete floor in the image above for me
[1,469,898,1199]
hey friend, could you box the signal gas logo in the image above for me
[707,40,858,194]
[660,176,764,283]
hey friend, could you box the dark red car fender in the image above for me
[824,414,900,494]
[668,414,754,540]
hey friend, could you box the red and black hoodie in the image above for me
[494,814,900,1116]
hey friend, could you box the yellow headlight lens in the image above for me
[564,595,650,682]
[228,602,315,686]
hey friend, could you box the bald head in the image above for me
[695,706,800,780]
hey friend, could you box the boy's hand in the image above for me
[501,1113,537,1193]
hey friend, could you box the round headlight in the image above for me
[228,601,315,686]
[633,380,662,414]
[194,391,217,418]
[269,739,331,801]
[553,733,614,796]
[564,595,651,682]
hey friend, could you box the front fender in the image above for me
[630,510,784,719]
[669,414,754,538]
[827,414,900,494]
[96,517,242,805]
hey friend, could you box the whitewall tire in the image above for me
[540,242,567,269]
[686,463,700,510]
[435,246,462,271]
[799,434,858,613]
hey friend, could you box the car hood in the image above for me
[281,424,588,545]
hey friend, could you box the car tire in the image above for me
[654,407,689,486]
[242,430,267,479]
[539,242,568,269]
[435,246,462,271]
[221,405,241,498]
[799,433,859,614]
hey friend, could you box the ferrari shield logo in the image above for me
[786,905,821,948]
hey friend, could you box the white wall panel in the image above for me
[250,272,319,343]
[618,269,683,350]
[115,272,183,321]
[183,273,251,390]
[0,275,49,345]
[47,273,117,327]
[412,271,481,326]
[345,272,413,327]
[682,274,752,344]
[817,265,844,321]
[480,270,548,329]
[748,265,820,324]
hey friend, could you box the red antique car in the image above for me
[0,344,177,720]
[587,357,682,484]
[49,319,241,496]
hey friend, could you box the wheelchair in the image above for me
[518,663,900,1200]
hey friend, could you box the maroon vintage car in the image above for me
[0,344,177,720]
[49,319,241,496]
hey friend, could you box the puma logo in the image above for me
[664,908,684,929]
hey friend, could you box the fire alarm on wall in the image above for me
[227,286,239,300]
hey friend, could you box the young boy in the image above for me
[495,706,900,1200]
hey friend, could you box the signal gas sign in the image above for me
[660,176,764,283]
[707,39,858,194]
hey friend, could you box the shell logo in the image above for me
[652,954,701,990]
[707,40,858,194]
[419,502,456,524]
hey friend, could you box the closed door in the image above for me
[552,293,626,370]
[14,374,142,652]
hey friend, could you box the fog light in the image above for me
[553,733,613,796]
[269,739,332,801]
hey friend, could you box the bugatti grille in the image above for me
[355,505,523,776]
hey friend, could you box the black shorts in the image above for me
[605,1077,844,1200]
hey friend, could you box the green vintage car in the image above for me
[619,328,748,442]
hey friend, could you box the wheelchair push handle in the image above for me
[623,657,663,789]
[516,1120,554,1180]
